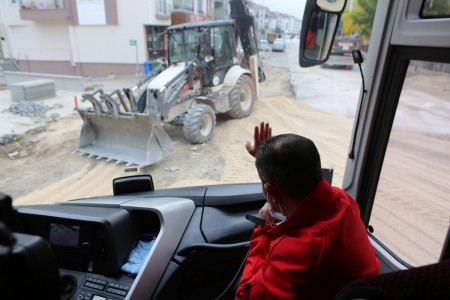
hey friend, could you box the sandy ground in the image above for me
[0,66,353,203]
[0,55,449,267]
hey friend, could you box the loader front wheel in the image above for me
[227,74,255,119]
[183,104,216,144]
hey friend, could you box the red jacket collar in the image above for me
[267,178,333,235]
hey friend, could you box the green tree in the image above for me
[422,0,450,17]
[275,25,283,35]
[350,0,377,38]
[342,10,357,36]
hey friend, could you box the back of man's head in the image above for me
[255,134,322,200]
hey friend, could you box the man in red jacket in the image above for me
[235,122,380,300]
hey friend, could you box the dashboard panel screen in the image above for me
[49,223,80,247]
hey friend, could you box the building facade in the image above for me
[247,1,301,40]
[0,0,211,78]
[0,0,300,78]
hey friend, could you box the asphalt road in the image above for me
[264,39,450,139]
[262,39,362,118]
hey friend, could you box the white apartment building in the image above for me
[248,2,268,34]
[0,0,299,78]
[212,0,230,20]
[248,2,300,39]
[288,17,301,37]
[0,0,212,78]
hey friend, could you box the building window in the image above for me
[214,1,223,9]
[173,0,194,12]
[198,0,203,14]
[156,0,171,16]
[14,0,63,9]
[146,26,168,60]
[9,0,23,5]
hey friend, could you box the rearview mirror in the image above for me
[113,175,154,195]
[299,0,346,67]
[317,0,346,12]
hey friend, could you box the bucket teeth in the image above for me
[77,85,173,167]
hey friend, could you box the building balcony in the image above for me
[19,0,72,22]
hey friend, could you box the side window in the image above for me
[212,26,235,67]
[169,32,184,64]
[370,61,450,266]
[211,26,235,85]
[224,26,236,61]
[184,29,209,63]
[213,27,226,67]
[421,0,450,18]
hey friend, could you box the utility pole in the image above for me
[130,39,139,78]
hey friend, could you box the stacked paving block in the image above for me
[10,79,56,102]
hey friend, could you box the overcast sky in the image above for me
[252,0,307,20]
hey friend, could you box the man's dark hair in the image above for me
[255,134,322,200]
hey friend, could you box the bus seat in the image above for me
[333,259,450,300]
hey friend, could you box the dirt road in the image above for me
[4,66,351,205]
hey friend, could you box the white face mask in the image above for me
[268,203,287,223]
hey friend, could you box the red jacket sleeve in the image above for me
[236,226,325,300]
[306,29,315,49]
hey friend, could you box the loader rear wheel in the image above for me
[183,104,216,144]
[227,75,255,119]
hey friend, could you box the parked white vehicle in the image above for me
[259,39,270,51]
[272,38,286,52]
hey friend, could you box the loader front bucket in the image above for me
[77,109,173,168]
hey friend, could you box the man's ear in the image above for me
[264,182,281,206]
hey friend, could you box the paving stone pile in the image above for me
[3,101,49,116]
[0,134,17,145]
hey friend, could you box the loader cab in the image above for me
[167,20,237,87]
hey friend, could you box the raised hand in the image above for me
[245,122,272,157]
